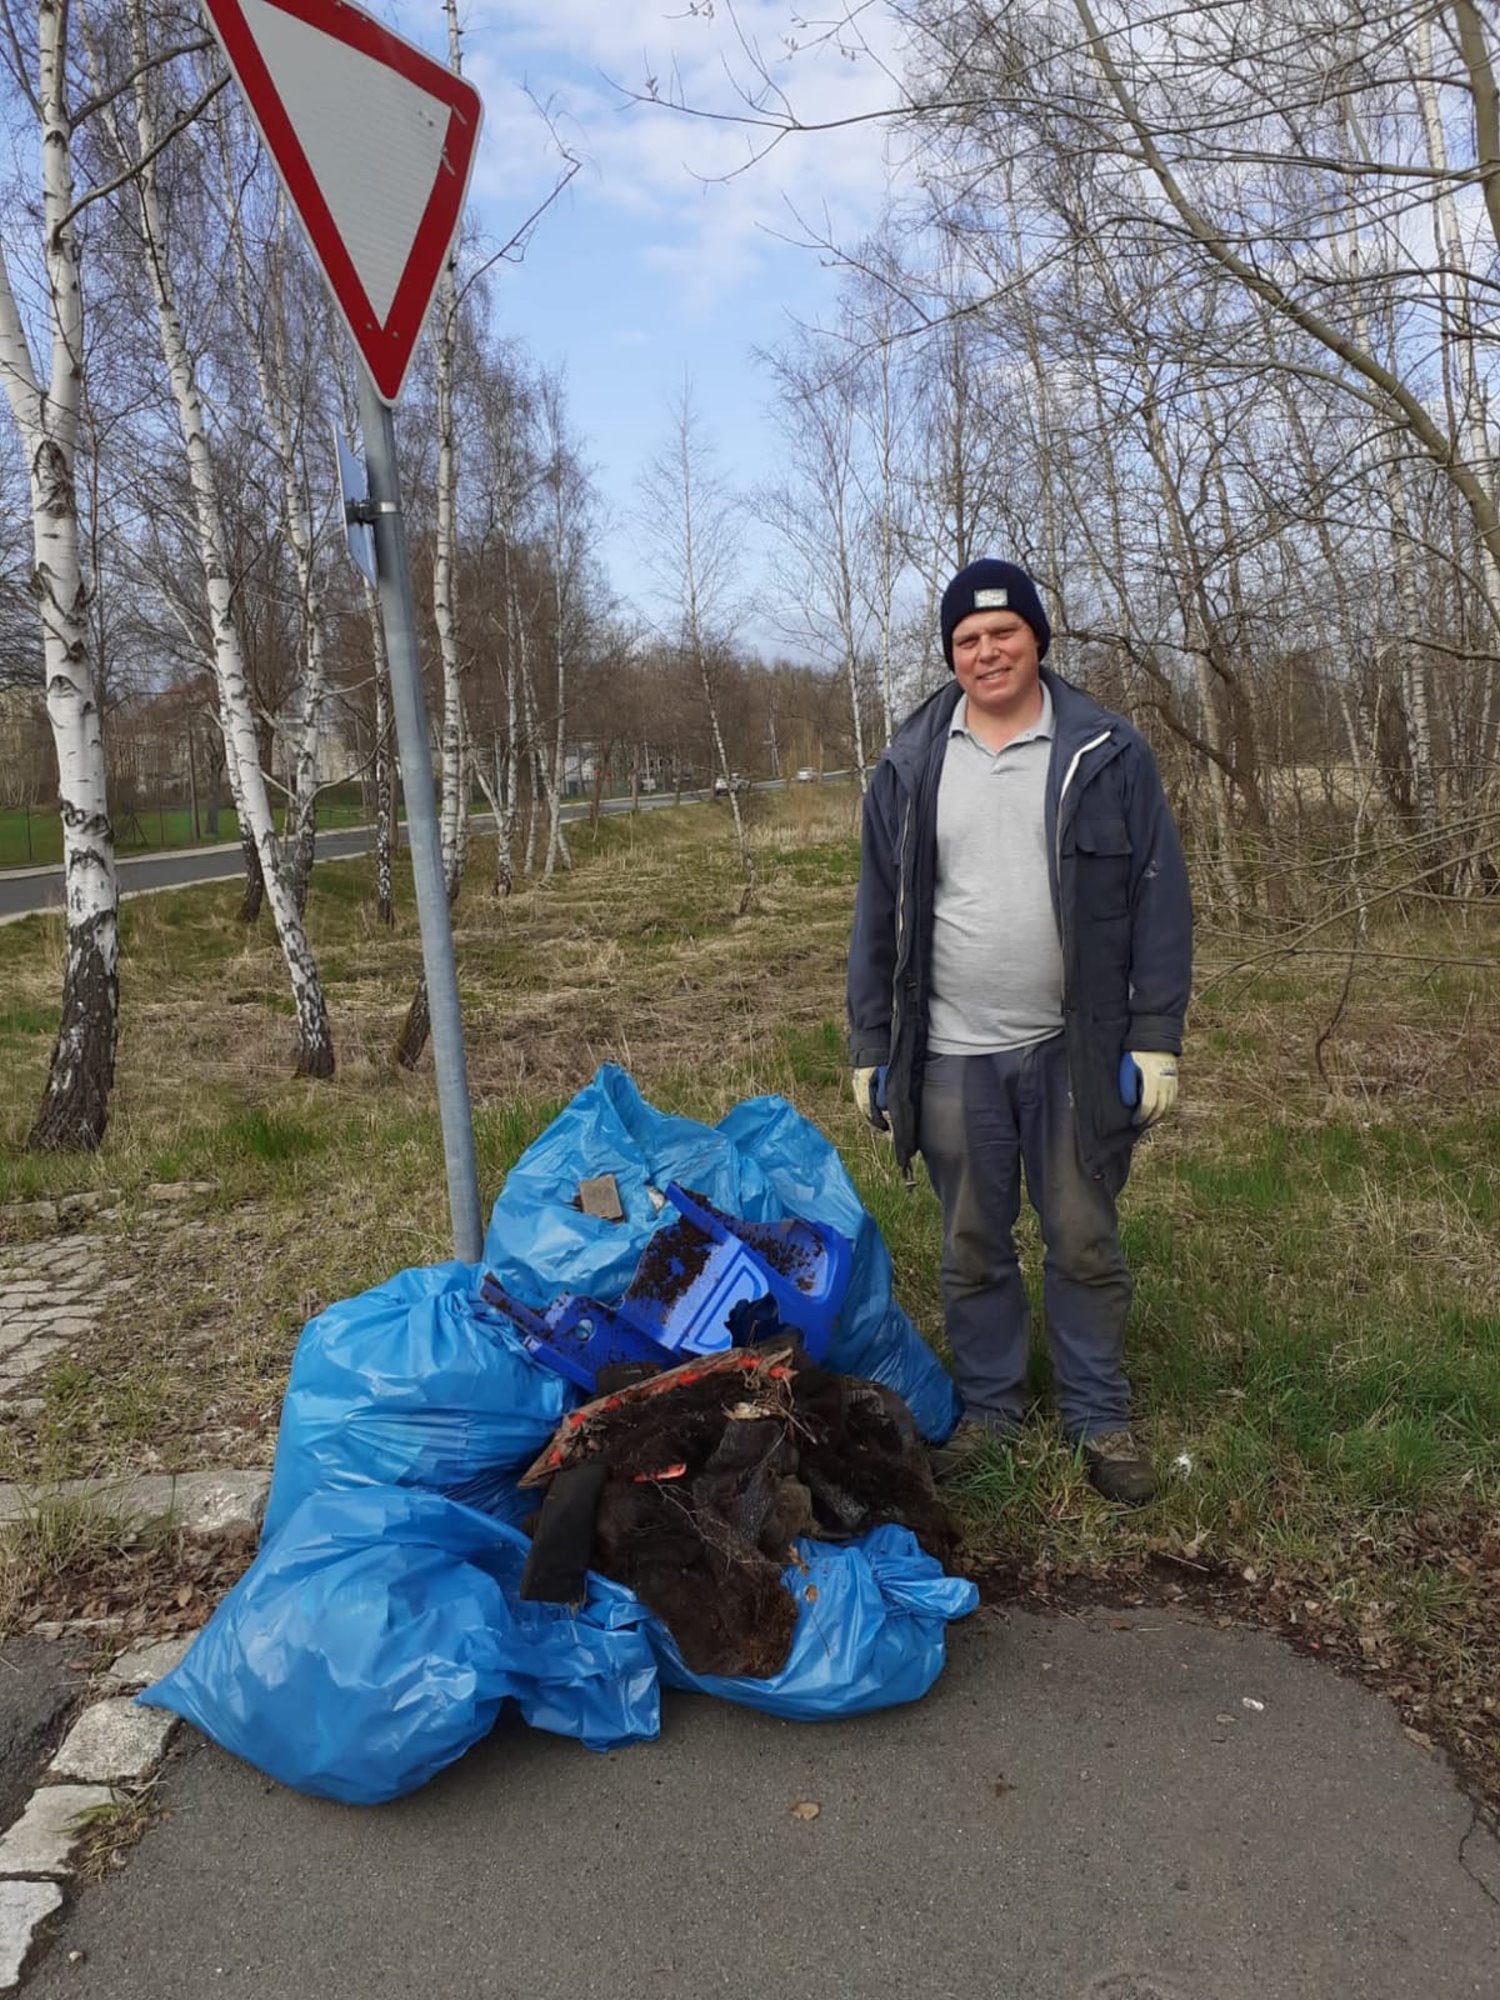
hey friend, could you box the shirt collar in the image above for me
[950,678,1055,746]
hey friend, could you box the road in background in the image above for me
[0,793,709,927]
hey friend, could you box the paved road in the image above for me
[19,1606,1500,1999]
[0,794,702,926]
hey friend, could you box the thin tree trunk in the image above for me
[0,6,118,1149]
[126,0,332,1075]
[369,586,394,925]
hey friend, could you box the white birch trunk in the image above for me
[127,0,333,1074]
[368,583,394,924]
[433,256,464,898]
[0,0,118,1148]
[222,181,331,916]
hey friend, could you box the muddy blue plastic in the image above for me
[662,1183,850,1357]
[477,1273,676,1392]
[483,1065,958,1441]
[650,1525,978,1719]
[261,1263,570,1543]
[139,1488,661,1804]
[614,1215,768,1359]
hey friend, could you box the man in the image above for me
[846,558,1192,1504]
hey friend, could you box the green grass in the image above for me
[0,789,371,869]
[0,779,1498,1791]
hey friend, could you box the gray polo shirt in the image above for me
[927,683,1065,1055]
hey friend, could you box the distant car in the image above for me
[713,773,750,796]
[794,767,818,783]
[712,774,729,796]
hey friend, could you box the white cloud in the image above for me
[459,2,908,298]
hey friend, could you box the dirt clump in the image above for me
[520,1339,955,1680]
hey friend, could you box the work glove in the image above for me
[1119,1051,1179,1128]
[852,1064,889,1133]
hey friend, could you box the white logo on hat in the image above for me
[973,588,1009,608]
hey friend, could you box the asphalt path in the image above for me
[19,1605,1500,1999]
[0,792,716,926]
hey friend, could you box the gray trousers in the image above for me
[917,1038,1133,1441]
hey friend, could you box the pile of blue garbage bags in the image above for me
[141,1066,976,1804]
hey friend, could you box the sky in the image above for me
[425,1,912,645]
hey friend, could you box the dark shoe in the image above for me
[928,1417,1013,1482]
[1081,1428,1157,1506]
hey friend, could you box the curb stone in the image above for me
[0,1465,263,1990]
[0,1789,116,1879]
[0,1468,270,1535]
[0,1881,63,1990]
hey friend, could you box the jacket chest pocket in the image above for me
[1073,815,1132,919]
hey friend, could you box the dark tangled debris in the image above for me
[518,1337,956,1679]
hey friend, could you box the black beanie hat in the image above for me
[940,559,1051,667]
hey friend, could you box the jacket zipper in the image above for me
[1055,727,1113,993]
[1055,730,1113,864]
[1054,728,1116,1175]
[893,791,913,1010]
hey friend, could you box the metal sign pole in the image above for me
[355,364,484,1264]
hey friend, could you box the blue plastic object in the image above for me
[650,1525,978,1719]
[1118,1052,1141,1107]
[261,1262,569,1544]
[484,1065,959,1441]
[613,1209,769,1360]
[478,1182,848,1387]
[140,1488,661,1804]
[476,1273,676,1391]
[656,1183,850,1359]
[716,1093,960,1441]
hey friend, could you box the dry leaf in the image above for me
[790,1801,820,1821]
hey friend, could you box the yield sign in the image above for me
[201,0,483,402]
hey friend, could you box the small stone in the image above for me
[0,1878,64,1987]
[0,1198,59,1225]
[56,1191,119,1220]
[577,1173,625,1220]
[169,1469,271,1537]
[1,1336,66,1378]
[107,1636,193,1690]
[146,1182,217,1204]
[49,1699,177,1783]
[0,1785,115,1877]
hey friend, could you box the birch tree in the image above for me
[0,0,117,1147]
[114,0,334,1075]
[638,382,756,899]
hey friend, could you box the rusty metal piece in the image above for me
[517,1341,797,1488]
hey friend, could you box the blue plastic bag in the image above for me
[717,1095,958,1440]
[484,1066,957,1440]
[262,1262,569,1543]
[650,1526,978,1719]
[141,1488,660,1804]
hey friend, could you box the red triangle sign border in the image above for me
[201,0,483,403]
